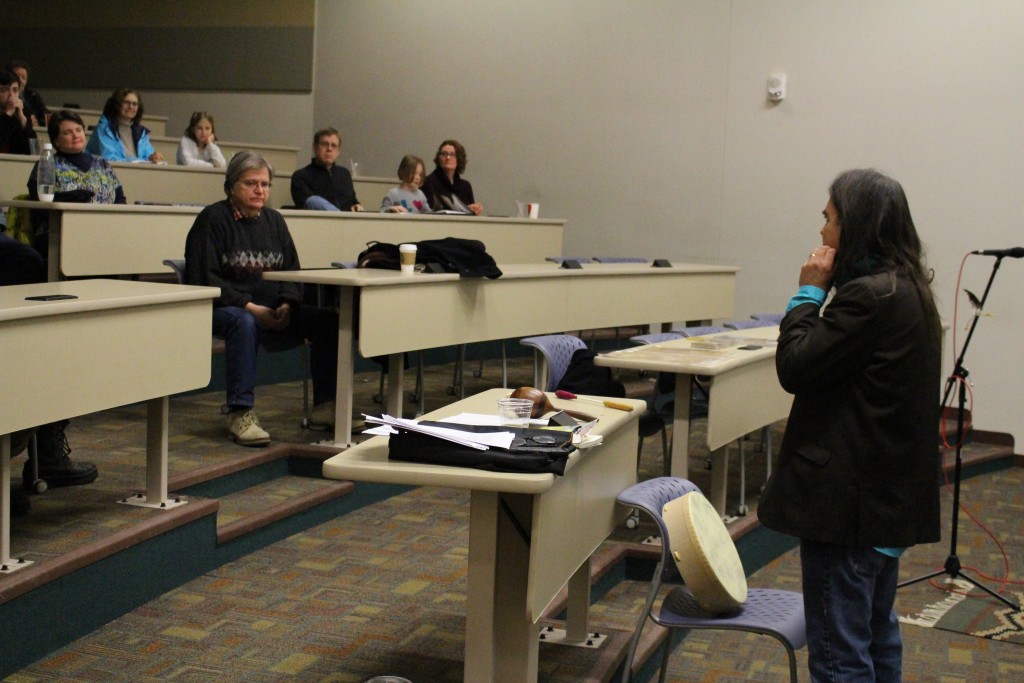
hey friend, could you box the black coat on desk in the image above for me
[758,271,942,548]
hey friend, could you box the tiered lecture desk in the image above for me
[322,387,645,682]
[264,263,739,446]
[0,279,218,574]
[595,325,792,516]
[0,198,566,282]
[2,152,391,211]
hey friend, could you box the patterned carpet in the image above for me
[4,352,1023,682]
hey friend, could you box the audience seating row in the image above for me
[0,153,391,210]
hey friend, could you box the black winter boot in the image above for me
[24,420,98,489]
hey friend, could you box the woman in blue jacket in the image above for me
[85,87,164,163]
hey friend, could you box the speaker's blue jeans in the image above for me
[800,539,903,683]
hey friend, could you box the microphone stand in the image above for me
[898,255,1019,610]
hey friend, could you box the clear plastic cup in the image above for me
[497,397,533,427]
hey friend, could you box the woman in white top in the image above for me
[176,111,226,168]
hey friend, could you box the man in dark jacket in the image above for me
[289,127,363,212]
[758,169,941,683]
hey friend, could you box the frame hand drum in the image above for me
[663,491,748,614]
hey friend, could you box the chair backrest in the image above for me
[163,258,186,284]
[749,312,785,324]
[519,334,588,391]
[673,325,728,337]
[722,319,771,330]
[616,477,702,580]
[629,331,685,346]
[592,256,649,263]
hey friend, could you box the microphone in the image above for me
[973,247,1024,258]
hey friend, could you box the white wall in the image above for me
[316,0,1024,446]
[719,1,1024,446]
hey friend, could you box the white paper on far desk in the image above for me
[363,414,516,450]
[440,412,548,427]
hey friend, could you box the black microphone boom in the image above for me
[973,247,1024,258]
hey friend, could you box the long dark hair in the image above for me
[829,168,939,331]
[101,87,144,125]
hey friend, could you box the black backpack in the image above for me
[357,237,502,278]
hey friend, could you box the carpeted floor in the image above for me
[4,352,1023,682]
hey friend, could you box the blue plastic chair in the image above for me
[616,477,806,683]
[723,319,772,330]
[518,334,588,391]
[750,312,785,325]
[593,256,649,263]
[671,324,728,337]
[628,332,685,345]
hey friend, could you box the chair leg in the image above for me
[25,435,46,494]
[736,437,748,516]
[415,351,425,417]
[657,629,673,683]
[300,343,311,428]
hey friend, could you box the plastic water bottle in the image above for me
[37,143,56,202]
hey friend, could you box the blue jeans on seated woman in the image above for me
[303,196,341,211]
[800,539,903,683]
[213,304,339,410]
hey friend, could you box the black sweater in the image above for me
[184,200,303,309]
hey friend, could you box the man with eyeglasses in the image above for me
[289,127,363,212]
[184,151,340,446]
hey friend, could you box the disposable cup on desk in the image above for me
[399,243,417,275]
[528,202,540,219]
[515,200,527,217]
[350,159,360,177]
[498,397,533,427]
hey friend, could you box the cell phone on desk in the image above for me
[25,294,78,301]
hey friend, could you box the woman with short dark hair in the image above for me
[28,109,125,204]
[421,139,483,215]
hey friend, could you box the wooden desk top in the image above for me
[264,261,739,287]
[0,279,218,322]
[322,388,645,494]
[595,325,780,376]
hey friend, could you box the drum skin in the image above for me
[663,492,748,614]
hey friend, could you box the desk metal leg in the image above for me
[1,433,32,574]
[333,287,356,447]
[46,211,62,282]
[668,372,694,479]
[708,445,729,518]
[564,559,592,642]
[385,352,403,419]
[119,397,186,510]
[466,490,539,682]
